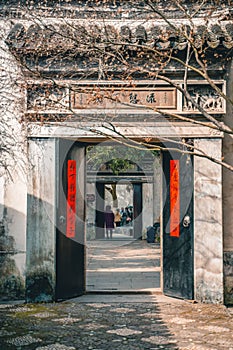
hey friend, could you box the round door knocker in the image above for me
[59,215,66,224]
[183,215,191,228]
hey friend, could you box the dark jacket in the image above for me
[104,210,115,229]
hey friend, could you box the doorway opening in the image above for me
[86,183,135,241]
[85,142,161,293]
[27,137,194,302]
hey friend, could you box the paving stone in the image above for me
[52,317,81,324]
[107,328,142,336]
[6,334,42,346]
[141,335,177,345]
[169,317,196,324]
[0,240,233,350]
[0,329,16,336]
[34,312,56,318]
[86,239,161,292]
[36,344,75,350]
[111,307,136,313]
[8,306,32,312]
[85,303,112,308]
[0,304,13,309]
[201,325,231,332]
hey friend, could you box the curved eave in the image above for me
[5,19,233,54]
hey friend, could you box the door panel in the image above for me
[163,149,194,299]
[56,139,85,300]
[95,182,105,239]
[133,183,142,239]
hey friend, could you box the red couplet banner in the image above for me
[66,160,76,238]
[170,160,180,237]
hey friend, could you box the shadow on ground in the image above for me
[0,298,178,349]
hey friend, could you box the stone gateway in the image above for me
[0,0,233,305]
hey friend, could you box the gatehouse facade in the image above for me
[0,1,233,304]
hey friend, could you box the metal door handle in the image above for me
[183,215,190,227]
[59,215,66,224]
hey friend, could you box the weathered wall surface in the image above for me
[26,138,56,302]
[194,138,223,303]
[142,183,153,233]
[153,156,161,224]
[223,60,233,305]
[0,21,27,301]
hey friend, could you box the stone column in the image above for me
[153,155,161,223]
[26,138,56,302]
[142,182,153,233]
[194,138,223,303]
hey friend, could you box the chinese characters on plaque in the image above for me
[26,83,226,114]
[71,88,177,109]
[66,160,76,238]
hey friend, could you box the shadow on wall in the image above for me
[224,252,233,305]
[0,205,26,301]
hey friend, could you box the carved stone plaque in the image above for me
[27,85,68,110]
[26,81,225,115]
[70,87,177,110]
[182,83,225,114]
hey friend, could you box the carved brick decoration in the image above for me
[27,85,69,111]
[183,83,225,114]
[26,81,225,115]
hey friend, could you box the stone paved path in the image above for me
[0,294,232,350]
[86,239,161,292]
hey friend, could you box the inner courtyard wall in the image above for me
[86,183,154,240]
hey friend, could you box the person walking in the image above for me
[104,205,115,239]
[114,208,122,228]
[120,207,127,226]
[125,207,132,226]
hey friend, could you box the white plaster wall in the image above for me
[194,138,223,303]
[0,19,27,227]
[4,178,27,253]
[0,177,5,221]
[142,183,153,231]
[105,183,133,209]
[0,20,27,298]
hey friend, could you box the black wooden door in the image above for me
[56,139,85,300]
[163,149,194,299]
[133,183,142,239]
[95,182,105,239]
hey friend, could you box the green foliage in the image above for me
[86,144,158,175]
[105,158,134,175]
